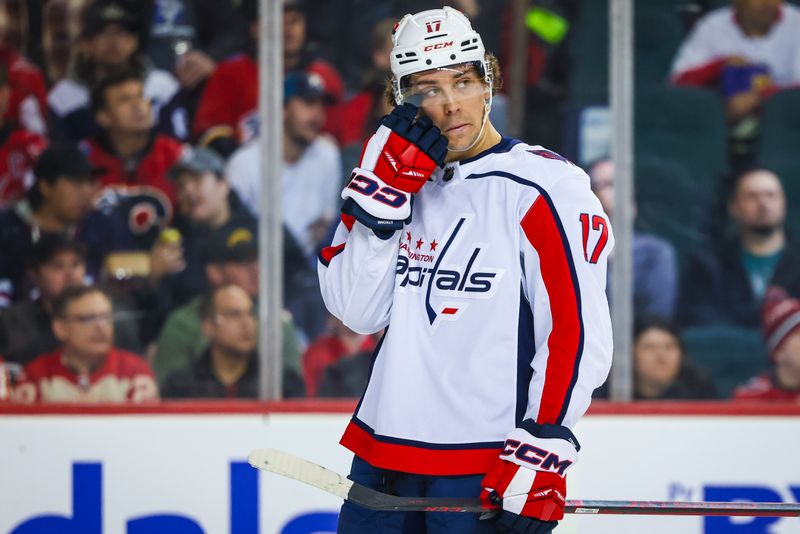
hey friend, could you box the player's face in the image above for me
[174,171,230,225]
[284,97,326,146]
[33,251,86,301]
[90,23,138,67]
[774,331,800,391]
[407,65,489,151]
[730,170,786,232]
[43,176,98,224]
[56,292,114,360]
[634,327,682,393]
[97,80,153,134]
[205,286,257,356]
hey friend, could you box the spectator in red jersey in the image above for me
[160,283,304,398]
[735,287,800,400]
[596,318,717,400]
[47,0,179,142]
[0,144,134,307]
[0,62,47,208]
[13,285,158,403]
[670,0,800,158]
[0,43,48,136]
[0,235,87,367]
[83,71,184,248]
[193,0,344,152]
[302,316,378,397]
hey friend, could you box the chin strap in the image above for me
[447,85,493,154]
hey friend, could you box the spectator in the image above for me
[151,223,307,385]
[192,0,344,150]
[0,144,134,307]
[0,42,48,135]
[151,1,248,142]
[670,0,800,159]
[48,0,179,142]
[160,283,305,398]
[13,285,159,403]
[589,158,678,320]
[302,316,378,397]
[227,71,342,259]
[145,0,246,74]
[0,62,48,208]
[679,167,800,328]
[0,235,87,366]
[596,318,717,400]
[734,287,800,400]
[83,70,183,247]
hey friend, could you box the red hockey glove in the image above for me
[481,421,579,533]
[341,104,448,234]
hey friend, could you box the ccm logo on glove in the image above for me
[500,439,574,476]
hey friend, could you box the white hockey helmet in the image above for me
[390,6,490,106]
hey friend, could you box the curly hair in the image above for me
[383,52,503,107]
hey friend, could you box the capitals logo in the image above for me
[396,217,504,326]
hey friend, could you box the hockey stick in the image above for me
[248,448,800,517]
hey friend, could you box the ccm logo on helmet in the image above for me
[501,439,573,476]
[423,41,453,52]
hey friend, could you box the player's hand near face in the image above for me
[340,103,448,235]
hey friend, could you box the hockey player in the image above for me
[318,7,614,533]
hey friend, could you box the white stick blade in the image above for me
[248,448,353,500]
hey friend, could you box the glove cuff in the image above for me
[501,422,579,477]
[341,198,403,239]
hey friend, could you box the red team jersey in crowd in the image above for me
[82,135,182,239]
[193,53,345,143]
[734,375,800,401]
[0,46,48,134]
[14,347,159,403]
[0,126,47,208]
[319,139,614,475]
[670,3,800,88]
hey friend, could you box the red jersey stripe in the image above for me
[671,57,727,87]
[520,196,583,425]
[340,420,501,476]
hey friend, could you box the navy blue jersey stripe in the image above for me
[350,416,504,450]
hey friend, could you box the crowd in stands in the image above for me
[0,0,799,404]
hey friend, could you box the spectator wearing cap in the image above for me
[161,283,305,399]
[151,227,305,387]
[47,0,179,143]
[0,144,134,307]
[0,62,48,209]
[0,235,87,366]
[735,287,800,400]
[13,284,159,403]
[82,71,184,248]
[162,146,259,305]
[192,0,344,151]
[226,70,342,260]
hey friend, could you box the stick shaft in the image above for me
[248,449,800,517]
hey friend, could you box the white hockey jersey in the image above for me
[318,138,614,476]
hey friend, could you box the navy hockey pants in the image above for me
[337,455,498,533]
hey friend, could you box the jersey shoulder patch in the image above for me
[526,148,574,166]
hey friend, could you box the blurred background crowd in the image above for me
[0,0,799,404]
